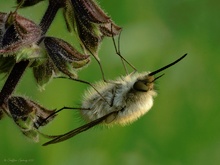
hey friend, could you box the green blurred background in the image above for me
[0,0,219,164]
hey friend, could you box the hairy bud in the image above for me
[5,96,56,142]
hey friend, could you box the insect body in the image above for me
[43,54,186,146]
[81,71,157,126]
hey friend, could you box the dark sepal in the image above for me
[43,36,90,77]
[7,96,56,142]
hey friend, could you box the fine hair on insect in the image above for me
[41,27,187,146]
[56,24,135,106]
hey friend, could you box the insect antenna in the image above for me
[149,53,187,76]
[111,24,137,74]
[86,48,107,82]
[82,24,136,81]
[14,0,24,11]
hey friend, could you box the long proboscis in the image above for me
[149,53,187,76]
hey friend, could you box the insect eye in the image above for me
[133,80,148,92]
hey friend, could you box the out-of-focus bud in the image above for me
[64,0,122,56]
[6,96,56,142]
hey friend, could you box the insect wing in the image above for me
[43,111,118,146]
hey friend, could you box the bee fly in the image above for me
[42,53,187,146]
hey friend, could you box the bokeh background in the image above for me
[0,0,219,164]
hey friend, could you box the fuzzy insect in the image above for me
[42,54,187,146]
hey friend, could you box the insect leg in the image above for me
[38,106,91,127]
[111,24,137,74]
[58,76,111,106]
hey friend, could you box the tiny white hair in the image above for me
[81,72,157,126]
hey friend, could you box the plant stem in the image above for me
[0,2,60,107]
[0,61,29,106]
[40,1,61,36]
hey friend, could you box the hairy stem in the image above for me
[0,61,28,106]
[0,2,60,107]
[39,1,61,36]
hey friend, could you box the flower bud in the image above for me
[6,96,56,142]
[64,0,122,55]
[32,36,90,88]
